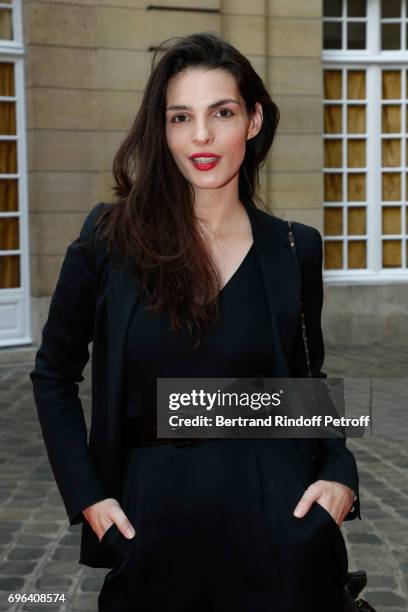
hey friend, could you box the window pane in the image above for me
[382,139,401,167]
[348,71,366,99]
[348,207,366,234]
[324,22,342,49]
[324,105,342,133]
[324,241,343,269]
[348,240,366,268]
[324,70,342,99]
[382,70,401,99]
[348,173,366,200]
[348,105,366,133]
[0,63,14,97]
[0,9,13,41]
[0,141,17,173]
[382,240,401,266]
[382,172,401,200]
[324,139,342,167]
[382,206,401,233]
[348,0,366,17]
[381,23,401,50]
[348,139,366,167]
[0,255,20,289]
[324,0,342,17]
[325,173,343,201]
[381,0,401,18]
[325,207,343,235]
[0,102,16,135]
[382,105,401,132]
[0,217,19,250]
[347,22,366,49]
[0,179,18,211]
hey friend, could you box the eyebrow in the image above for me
[166,98,240,111]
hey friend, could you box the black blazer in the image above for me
[29,198,361,569]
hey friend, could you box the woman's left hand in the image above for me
[293,480,355,527]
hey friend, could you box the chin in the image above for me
[192,180,228,191]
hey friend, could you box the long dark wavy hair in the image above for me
[93,31,280,349]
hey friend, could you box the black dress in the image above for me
[98,243,347,612]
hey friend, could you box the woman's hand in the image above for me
[82,498,136,542]
[293,480,355,527]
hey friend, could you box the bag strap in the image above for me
[287,220,313,379]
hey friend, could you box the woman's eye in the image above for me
[218,108,234,118]
[170,108,234,123]
[171,114,188,123]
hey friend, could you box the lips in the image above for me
[191,156,219,162]
[189,153,221,171]
[190,152,220,160]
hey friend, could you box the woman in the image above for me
[30,32,360,612]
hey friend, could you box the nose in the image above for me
[192,119,213,145]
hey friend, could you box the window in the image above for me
[323,0,367,50]
[323,0,408,281]
[0,0,14,43]
[0,0,30,346]
[0,61,20,288]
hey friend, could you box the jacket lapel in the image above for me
[106,261,141,478]
[243,199,302,373]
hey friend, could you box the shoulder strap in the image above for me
[287,220,313,379]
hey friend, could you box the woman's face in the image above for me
[165,68,263,194]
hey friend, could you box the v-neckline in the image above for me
[219,242,254,295]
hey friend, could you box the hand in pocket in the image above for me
[82,497,136,542]
[293,479,355,527]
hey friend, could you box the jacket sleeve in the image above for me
[291,224,361,521]
[29,203,109,526]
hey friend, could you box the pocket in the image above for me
[99,523,128,567]
[313,501,349,586]
[100,523,117,545]
[314,500,340,531]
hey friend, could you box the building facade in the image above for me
[0,0,407,348]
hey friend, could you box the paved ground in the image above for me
[0,343,407,612]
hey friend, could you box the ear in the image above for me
[247,102,263,141]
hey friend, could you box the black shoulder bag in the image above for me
[287,220,376,612]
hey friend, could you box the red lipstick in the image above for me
[189,152,221,172]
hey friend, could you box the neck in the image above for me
[193,188,246,238]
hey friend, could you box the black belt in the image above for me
[124,415,213,448]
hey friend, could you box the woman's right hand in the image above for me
[82,498,136,542]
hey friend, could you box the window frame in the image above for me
[0,0,32,346]
[322,0,408,284]
[0,0,23,52]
